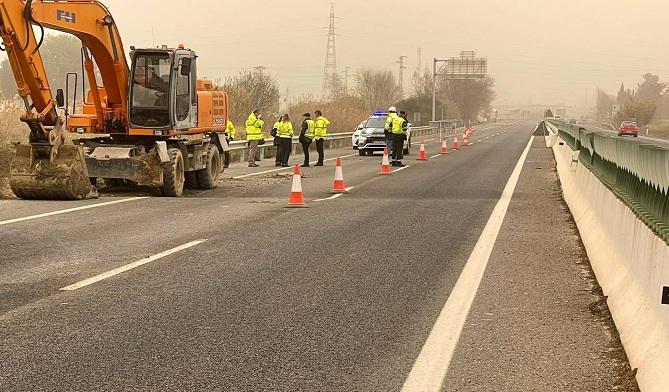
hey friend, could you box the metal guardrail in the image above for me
[226,126,436,160]
[547,119,669,243]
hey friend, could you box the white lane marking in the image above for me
[477,139,482,142]
[392,165,411,173]
[313,193,344,202]
[232,153,358,179]
[430,154,441,159]
[60,240,207,291]
[401,136,535,392]
[0,197,148,226]
[313,186,354,202]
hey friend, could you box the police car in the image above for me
[354,111,411,156]
[352,120,366,149]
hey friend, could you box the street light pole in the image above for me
[432,58,437,121]
[432,58,448,122]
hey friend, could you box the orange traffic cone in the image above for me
[417,141,427,160]
[331,157,348,193]
[440,137,449,154]
[379,148,392,175]
[452,135,460,150]
[287,164,308,208]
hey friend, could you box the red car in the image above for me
[618,121,639,137]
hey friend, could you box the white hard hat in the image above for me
[388,106,397,112]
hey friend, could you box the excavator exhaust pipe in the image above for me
[9,143,97,200]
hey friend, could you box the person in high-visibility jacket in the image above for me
[245,110,264,167]
[223,119,236,168]
[313,110,330,166]
[299,113,315,167]
[384,106,400,156]
[275,113,294,167]
[391,110,409,167]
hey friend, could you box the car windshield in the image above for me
[365,116,387,128]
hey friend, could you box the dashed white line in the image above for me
[313,194,344,202]
[0,197,148,226]
[60,240,208,291]
[401,136,535,392]
[392,165,411,173]
[233,153,358,179]
[430,154,441,159]
[313,186,355,202]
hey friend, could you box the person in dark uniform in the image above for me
[299,113,315,167]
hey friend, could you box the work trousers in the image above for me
[315,139,325,164]
[300,138,312,165]
[247,140,259,164]
[385,133,394,155]
[278,138,292,165]
[392,134,405,161]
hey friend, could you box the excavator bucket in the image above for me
[9,143,96,200]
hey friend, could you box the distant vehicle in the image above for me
[355,112,412,156]
[352,120,366,149]
[618,120,639,137]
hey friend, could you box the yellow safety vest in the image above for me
[385,113,399,131]
[314,116,330,140]
[304,119,316,139]
[391,117,407,135]
[226,119,236,139]
[277,121,293,138]
[245,113,265,141]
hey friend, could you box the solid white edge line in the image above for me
[0,197,148,226]
[232,153,359,179]
[401,135,535,392]
[60,240,208,291]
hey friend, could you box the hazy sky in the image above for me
[9,0,669,109]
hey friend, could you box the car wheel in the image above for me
[358,149,366,156]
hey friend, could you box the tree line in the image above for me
[596,73,669,126]
[0,35,496,136]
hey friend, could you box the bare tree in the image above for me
[354,68,401,111]
[217,70,280,133]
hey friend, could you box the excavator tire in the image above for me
[161,148,185,197]
[185,171,200,189]
[196,144,221,189]
[9,144,97,200]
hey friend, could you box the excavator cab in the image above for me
[129,47,198,132]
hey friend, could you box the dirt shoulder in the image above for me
[442,137,639,391]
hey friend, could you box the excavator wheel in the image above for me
[185,171,200,189]
[161,148,185,197]
[196,144,221,189]
[9,144,97,200]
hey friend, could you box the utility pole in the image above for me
[398,55,407,100]
[417,47,422,72]
[322,4,338,99]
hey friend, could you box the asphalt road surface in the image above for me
[0,123,636,391]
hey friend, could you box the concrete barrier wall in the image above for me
[552,139,669,392]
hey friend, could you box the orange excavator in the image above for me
[0,0,230,199]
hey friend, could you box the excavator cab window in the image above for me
[129,53,171,128]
